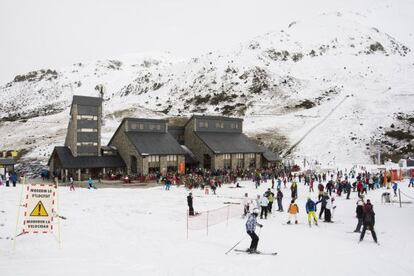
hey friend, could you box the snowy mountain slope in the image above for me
[0,12,413,167]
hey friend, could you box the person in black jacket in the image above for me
[187,192,194,216]
[317,192,329,219]
[354,200,364,232]
[359,199,378,243]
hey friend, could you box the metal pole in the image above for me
[13,175,26,252]
[399,189,402,208]
[226,206,230,226]
[206,211,209,236]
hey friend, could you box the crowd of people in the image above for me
[183,166,408,253]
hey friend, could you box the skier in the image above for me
[317,192,328,219]
[317,183,324,200]
[345,180,352,200]
[69,176,75,191]
[324,196,335,222]
[10,173,17,187]
[259,195,269,219]
[359,199,378,243]
[276,188,284,212]
[354,200,364,232]
[87,177,96,189]
[290,181,298,199]
[326,179,334,196]
[305,197,318,227]
[287,199,299,224]
[392,182,398,197]
[266,189,274,213]
[309,177,314,192]
[5,172,10,187]
[187,192,194,216]
[356,180,363,198]
[409,176,414,187]
[277,177,282,190]
[245,208,263,253]
[242,193,250,217]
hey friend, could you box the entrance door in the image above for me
[203,154,211,170]
[130,156,137,174]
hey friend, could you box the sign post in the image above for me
[23,184,57,234]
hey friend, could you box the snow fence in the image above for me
[187,204,243,238]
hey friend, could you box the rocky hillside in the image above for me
[0,12,413,167]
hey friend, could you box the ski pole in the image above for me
[225,236,246,255]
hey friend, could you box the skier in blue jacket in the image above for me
[245,208,263,253]
[306,197,318,227]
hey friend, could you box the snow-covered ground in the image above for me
[1,177,414,276]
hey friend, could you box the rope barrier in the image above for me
[399,190,414,200]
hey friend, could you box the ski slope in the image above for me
[1,178,414,276]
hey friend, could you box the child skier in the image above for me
[245,208,263,253]
[306,197,318,227]
[392,182,398,197]
[287,199,299,224]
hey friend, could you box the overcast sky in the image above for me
[0,0,412,84]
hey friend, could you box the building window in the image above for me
[77,142,97,146]
[77,115,97,120]
[235,153,244,167]
[148,155,160,162]
[199,121,208,128]
[77,128,97,132]
[247,153,256,167]
[215,121,224,128]
[230,123,239,129]
[148,155,160,168]
[149,124,161,131]
[139,123,144,130]
[167,155,177,162]
[131,123,137,130]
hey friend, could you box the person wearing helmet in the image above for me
[305,197,318,227]
[245,208,263,253]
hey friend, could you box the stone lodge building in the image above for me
[48,95,125,180]
[182,115,265,170]
[108,118,186,175]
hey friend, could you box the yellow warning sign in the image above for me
[30,201,49,217]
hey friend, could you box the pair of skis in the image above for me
[232,249,277,256]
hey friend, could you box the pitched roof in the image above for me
[0,158,16,165]
[195,132,264,153]
[126,132,186,155]
[262,150,281,162]
[181,145,199,164]
[72,95,102,107]
[50,147,125,169]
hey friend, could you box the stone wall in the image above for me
[64,105,77,156]
[108,122,140,174]
[214,154,224,169]
[184,118,214,168]
[255,153,261,169]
